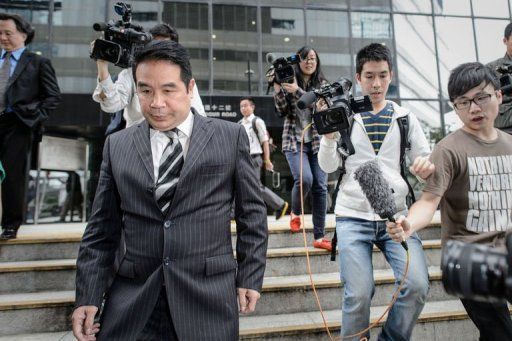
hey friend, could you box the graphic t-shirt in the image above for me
[424,129,512,247]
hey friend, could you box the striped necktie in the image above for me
[0,52,11,113]
[155,128,184,214]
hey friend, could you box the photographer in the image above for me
[486,22,512,135]
[92,23,205,127]
[318,43,432,340]
[273,46,331,251]
[386,62,512,339]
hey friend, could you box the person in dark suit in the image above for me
[72,40,268,340]
[0,13,61,239]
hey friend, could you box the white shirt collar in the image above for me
[243,113,255,123]
[149,110,194,138]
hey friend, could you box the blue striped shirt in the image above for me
[361,102,393,154]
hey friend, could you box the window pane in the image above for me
[392,0,431,14]
[435,17,476,98]
[262,7,305,90]
[350,0,390,12]
[433,0,471,15]
[351,13,397,98]
[306,10,351,82]
[472,0,509,18]
[212,5,259,94]
[305,0,348,9]
[51,0,110,93]
[475,19,509,64]
[394,15,437,99]
[259,0,304,7]
[163,2,210,93]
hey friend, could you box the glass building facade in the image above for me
[0,0,511,219]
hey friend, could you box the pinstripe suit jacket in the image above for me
[75,113,268,340]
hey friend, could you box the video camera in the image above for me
[297,78,372,135]
[265,53,300,93]
[496,64,512,101]
[90,2,152,68]
[441,234,512,303]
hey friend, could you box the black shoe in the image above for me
[0,228,18,240]
[275,201,289,220]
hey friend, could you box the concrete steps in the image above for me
[238,299,485,340]
[1,299,483,340]
[0,211,482,340]
[0,240,442,293]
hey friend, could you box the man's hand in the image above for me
[72,305,100,341]
[264,159,274,171]
[410,156,435,180]
[386,215,412,243]
[237,288,260,314]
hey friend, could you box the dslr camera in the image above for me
[442,234,512,303]
[496,63,512,102]
[90,2,152,68]
[297,78,372,135]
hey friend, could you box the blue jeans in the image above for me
[336,217,429,340]
[285,142,327,239]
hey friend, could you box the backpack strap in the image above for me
[397,116,416,207]
[251,115,262,144]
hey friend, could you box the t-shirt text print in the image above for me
[467,155,512,232]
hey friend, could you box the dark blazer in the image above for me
[75,113,268,340]
[5,49,61,128]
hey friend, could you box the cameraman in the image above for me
[386,62,512,339]
[486,22,512,135]
[318,43,432,340]
[273,46,331,251]
[92,23,205,127]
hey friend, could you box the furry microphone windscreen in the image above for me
[353,160,396,221]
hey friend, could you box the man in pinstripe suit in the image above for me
[72,40,268,341]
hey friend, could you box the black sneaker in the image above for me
[275,201,289,220]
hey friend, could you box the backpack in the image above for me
[238,115,277,153]
[330,115,414,261]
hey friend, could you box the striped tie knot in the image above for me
[155,128,184,214]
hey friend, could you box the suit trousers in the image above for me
[137,286,179,340]
[0,113,32,230]
[251,154,284,211]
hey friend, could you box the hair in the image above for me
[0,13,35,45]
[240,96,255,106]
[448,62,500,102]
[149,23,179,42]
[505,22,512,39]
[356,43,393,75]
[132,40,192,88]
[293,46,327,90]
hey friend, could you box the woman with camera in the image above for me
[273,46,331,251]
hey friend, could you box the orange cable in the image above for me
[298,123,411,341]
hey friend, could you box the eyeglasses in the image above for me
[453,93,495,111]
[302,57,317,64]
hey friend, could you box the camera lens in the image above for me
[324,103,349,125]
[442,240,509,302]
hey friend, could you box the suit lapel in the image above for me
[133,120,155,184]
[7,50,31,89]
[178,113,214,181]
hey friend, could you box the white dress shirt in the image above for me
[92,68,206,127]
[150,110,194,182]
[240,114,268,155]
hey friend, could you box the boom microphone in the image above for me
[297,91,317,110]
[354,160,409,251]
